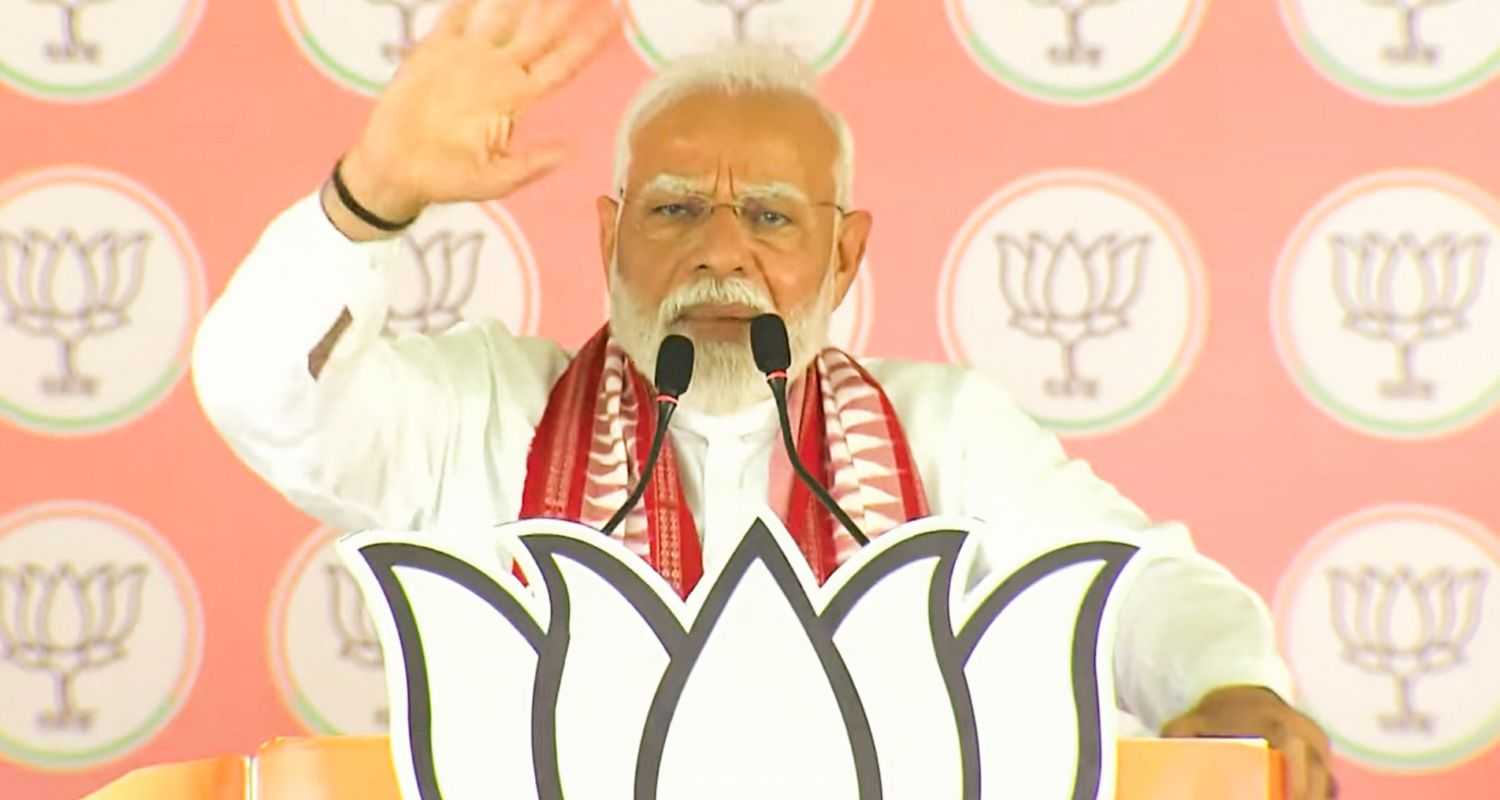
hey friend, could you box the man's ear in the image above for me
[596,195,620,284]
[831,209,871,307]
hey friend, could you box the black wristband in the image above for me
[330,158,416,232]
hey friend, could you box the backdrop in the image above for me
[2,1,1499,798]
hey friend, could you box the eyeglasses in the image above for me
[618,188,847,249]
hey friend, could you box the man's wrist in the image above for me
[319,177,401,243]
[1195,684,1285,708]
[319,150,424,242]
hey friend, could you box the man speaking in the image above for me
[190,0,1333,796]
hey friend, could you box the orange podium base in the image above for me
[85,736,1284,799]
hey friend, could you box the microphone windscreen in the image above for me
[750,314,792,374]
[655,334,695,397]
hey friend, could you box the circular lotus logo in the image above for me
[1273,170,1500,439]
[269,527,389,735]
[938,170,1207,435]
[382,201,540,339]
[1275,505,1500,771]
[946,0,1207,104]
[279,0,449,95]
[1281,0,1500,105]
[620,0,872,72]
[828,264,874,354]
[0,0,203,102]
[0,166,206,437]
[0,501,202,771]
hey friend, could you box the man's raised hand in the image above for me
[335,0,618,229]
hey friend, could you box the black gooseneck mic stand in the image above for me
[749,314,870,547]
[601,334,695,537]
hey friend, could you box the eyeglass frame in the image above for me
[614,186,850,239]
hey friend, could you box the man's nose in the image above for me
[691,204,753,277]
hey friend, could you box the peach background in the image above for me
[2,1,1498,798]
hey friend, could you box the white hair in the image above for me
[611,42,855,208]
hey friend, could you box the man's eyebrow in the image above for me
[735,181,810,203]
[642,174,713,194]
[640,174,810,203]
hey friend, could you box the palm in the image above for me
[348,0,619,216]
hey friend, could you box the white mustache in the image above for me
[659,278,774,324]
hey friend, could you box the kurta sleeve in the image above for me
[190,189,569,532]
[888,362,1294,732]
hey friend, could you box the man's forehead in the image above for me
[625,89,838,196]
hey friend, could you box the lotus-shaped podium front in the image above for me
[338,512,1145,799]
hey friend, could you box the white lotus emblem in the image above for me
[339,513,1145,798]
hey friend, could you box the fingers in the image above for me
[1284,737,1338,799]
[523,1,618,93]
[1307,749,1335,799]
[1159,714,1205,738]
[471,144,570,198]
[1304,723,1336,798]
[1160,688,1338,799]
[1283,737,1311,800]
[1252,717,1334,800]
[1280,712,1334,796]
[483,112,513,158]
[436,0,482,36]
[500,0,578,64]
[467,0,531,46]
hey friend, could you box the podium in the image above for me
[86,515,1286,798]
[84,735,1283,799]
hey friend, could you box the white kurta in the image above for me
[191,189,1294,733]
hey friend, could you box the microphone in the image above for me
[749,314,870,547]
[600,335,694,537]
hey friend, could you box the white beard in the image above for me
[607,258,837,415]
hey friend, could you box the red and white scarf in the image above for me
[520,328,929,597]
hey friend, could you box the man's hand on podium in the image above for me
[1162,685,1334,800]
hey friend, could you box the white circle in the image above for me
[1273,171,1500,439]
[0,168,205,436]
[1275,506,1500,771]
[0,502,202,771]
[938,171,1205,435]
[946,0,1205,104]
[0,0,202,102]
[1281,0,1500,104]
[269,528,390,736]
[280,0,447,95]
[621,0,872,72]
[383,201,541,339]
